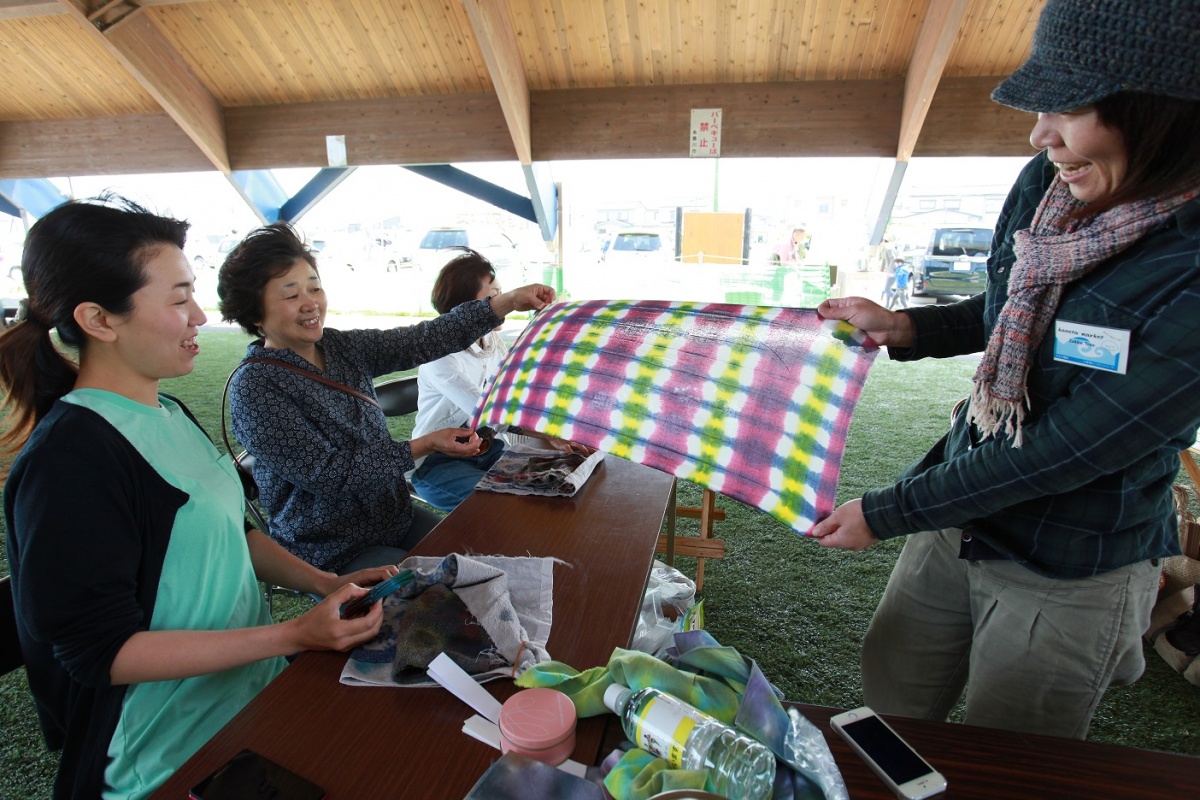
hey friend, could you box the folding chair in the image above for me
[374,375,446,508]
[233,451,304,611]
[1,575,24,677]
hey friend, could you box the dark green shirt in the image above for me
[863,152,1200,578]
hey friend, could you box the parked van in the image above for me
[600,230,666,266]
[600,227,667,262]
[414,225,528,289]
[910,226,992,299]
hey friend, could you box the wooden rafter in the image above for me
[54,0,230,173]
[460,0,532,165]
[1,1,1042,180]
[896,0,971,162]
[1,0,207,18]
[0,0,61,18]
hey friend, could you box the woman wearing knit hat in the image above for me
[813,0,1200,739]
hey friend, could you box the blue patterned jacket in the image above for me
[229,298,502,571]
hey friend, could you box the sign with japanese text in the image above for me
[689,109,722,158]
[326,134,347,167]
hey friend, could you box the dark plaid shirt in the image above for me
[863,152,1200,577]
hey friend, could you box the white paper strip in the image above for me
[463,714,502,749]
[427,652,503,723]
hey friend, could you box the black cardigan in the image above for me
[5,400,189,799]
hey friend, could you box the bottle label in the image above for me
[634,694,702,768]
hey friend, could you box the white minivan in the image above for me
[414,226,528,289]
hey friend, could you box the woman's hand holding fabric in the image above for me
[411,426,487,459]
[543,435,595,456]
[491,283,556,317]
[290,583,385,652]
[808,499,881,552]
[315,564,400,598]
[817,296,916,348]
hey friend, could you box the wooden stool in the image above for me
[657,481,725,591]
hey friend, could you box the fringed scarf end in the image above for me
[968,382,1027,448]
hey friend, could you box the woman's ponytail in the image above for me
[0,314,77,465]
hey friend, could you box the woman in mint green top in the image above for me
[0,197,396,799]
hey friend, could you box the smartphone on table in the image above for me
[830,706,947,800]
[189,749,326,800]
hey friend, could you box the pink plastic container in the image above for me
[498,688,577,766]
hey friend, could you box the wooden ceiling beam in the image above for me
[55,0,229,173]
[0,0,62,19]
[897,0,971,162]
[459,0,532,166]
[0,114,212,177]
[915,76,1037,157]
[533,80,905,159]
[0,80,1037,179]
[1,0,209,18]
[225,94,517,170]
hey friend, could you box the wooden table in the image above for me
[788,703,1197,799]
[152,455,676,799]
[152,451,1199,799]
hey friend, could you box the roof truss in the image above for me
[0,0,1044,229]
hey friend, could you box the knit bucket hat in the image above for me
[991,0,1200,113]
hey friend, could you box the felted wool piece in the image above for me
[473,300,878,534]
[342,554,553,687]
[391,583,500,681]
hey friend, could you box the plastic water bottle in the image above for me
[603,683,775,800]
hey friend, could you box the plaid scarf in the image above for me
[969,175,1200,446]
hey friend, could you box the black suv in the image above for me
[910,227,992,299]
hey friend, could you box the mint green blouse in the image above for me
[64,390,285,800]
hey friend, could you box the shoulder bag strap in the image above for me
[239,357,382,410]
[219,356,382,473]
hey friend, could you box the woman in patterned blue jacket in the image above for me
[815,0,1200,740]
[217,223,555,573]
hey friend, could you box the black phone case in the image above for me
[189,749,326,800]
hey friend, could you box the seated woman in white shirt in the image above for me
[410,248,589,510]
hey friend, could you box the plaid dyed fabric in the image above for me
[473,300,878,534]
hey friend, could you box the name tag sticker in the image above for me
[1053,320,1130,375]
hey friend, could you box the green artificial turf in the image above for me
[1,330,1197,798]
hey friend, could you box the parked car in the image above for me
[0,237,22,279]
[910,226,992,299]
[0,238,24,327]
[187,234,240,270]
[414,225,528,288]
[600,230,665,265]
[371,235,412,272]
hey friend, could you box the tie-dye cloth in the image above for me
[516,630,849,800]
[473,300,879,534]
